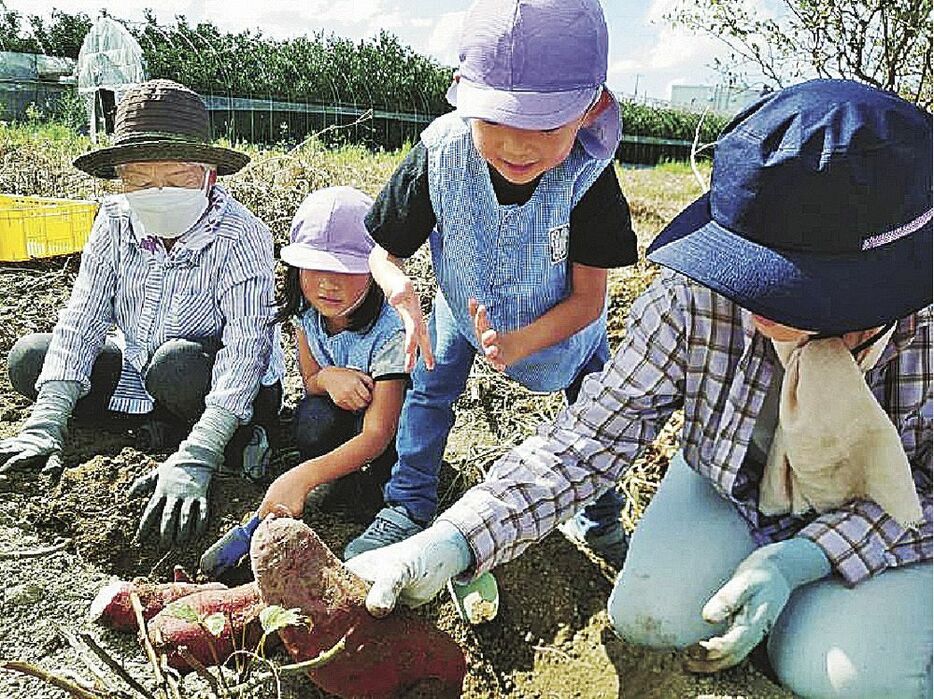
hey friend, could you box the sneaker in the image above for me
[558,516,629,569]
[343,505,424,560]
[239,425,271,482]
[133,417,186,452]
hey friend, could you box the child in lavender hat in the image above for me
[345,0,637,568]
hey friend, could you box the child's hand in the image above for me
[318,367,375,412]
[258,468,310,518]
[388,278,435,372]
[468,298,516,371]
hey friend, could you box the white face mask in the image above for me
[125,174,210,239]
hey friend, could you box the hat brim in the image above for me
[280,244,370,274]
[646,193,933,334]
[73,140,250,179]
[447,78,620,160]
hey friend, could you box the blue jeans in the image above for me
[385,295,624,530]
[609,453,932,697]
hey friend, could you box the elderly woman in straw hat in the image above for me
[345,79,932,697]
[1,79,285,547]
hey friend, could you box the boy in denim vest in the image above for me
[345,0,638,568]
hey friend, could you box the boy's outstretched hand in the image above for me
[469,299,516,371]
[388,279,435,372]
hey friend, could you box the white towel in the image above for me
[759,326,923,528]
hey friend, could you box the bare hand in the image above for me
[318,367,375,412]
[258,467,312,518]
[468,298,516,371]
[388,278,435,372]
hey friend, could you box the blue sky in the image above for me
[8,0,769,100]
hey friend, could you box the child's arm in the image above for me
[258,378,406,517]
[471,263,607,369]
[370,245,435,371]
[297,326,374,411]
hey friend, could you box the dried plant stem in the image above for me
[0,659,108,699]
[78,632,156,699]
[176,647,222,697]
[128,592,168,699]
[0,539,70,559]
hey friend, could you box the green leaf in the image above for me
[259,605,304,634]
[166,602,200,623]
[202,612,227,638]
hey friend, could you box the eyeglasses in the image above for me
[118,162,208,192]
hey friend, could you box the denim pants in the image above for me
[292,393,396,520]
[385,294,625,528]
[608,453,933,698]
[7,333,281,459]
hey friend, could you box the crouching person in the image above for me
[344,80,932,698]
[0,79,285,548]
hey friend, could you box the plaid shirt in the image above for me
[440,269,932,586]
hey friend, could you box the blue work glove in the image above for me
[199,513,260,578]
[685,538,831,673]
[130,406,239,547]
[0,381,81,475]
[344,520,474,617]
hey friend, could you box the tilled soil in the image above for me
[0,254,793,698]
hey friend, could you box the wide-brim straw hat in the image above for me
[73,79,249,179]
[647,79,932,335]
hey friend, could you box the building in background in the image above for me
[670,83,764,117]
[76,17,146,141]
[0,52,75,121]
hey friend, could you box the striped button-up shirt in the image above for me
[440,270,932,586]
[37,185,286,422]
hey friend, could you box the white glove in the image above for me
[344,520,474,617]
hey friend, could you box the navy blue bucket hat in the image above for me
[647,79,932,335]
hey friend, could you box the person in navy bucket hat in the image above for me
[343,0,639,577]
[343,79,932,697]
[647,79,932,334]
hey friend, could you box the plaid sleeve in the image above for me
[36,209,116,395]
[439,276,688,574]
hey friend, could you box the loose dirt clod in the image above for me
[250,517,467,699]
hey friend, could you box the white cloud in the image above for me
[427,11,465,66]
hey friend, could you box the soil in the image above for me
[0,251,794,699]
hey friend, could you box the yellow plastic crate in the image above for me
[0,194,98,262]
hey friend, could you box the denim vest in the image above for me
[298,298,405,377]
[421,113,609,392]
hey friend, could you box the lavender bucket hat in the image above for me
[280,186,376,274]
[447,0,621,159]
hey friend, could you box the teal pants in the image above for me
[608,453,933,698]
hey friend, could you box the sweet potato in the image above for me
[89,579,227,631]
[250,517,467,699]
[146,582,269,672]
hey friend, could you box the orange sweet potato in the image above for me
[89,579,227,632]
[250,517,467,699]
[147,582,269,672]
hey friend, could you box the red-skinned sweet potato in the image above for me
[146,582,270,672]
[250,517,467,699]
[89,579,227,631]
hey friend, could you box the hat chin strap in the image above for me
[337,277,373,317]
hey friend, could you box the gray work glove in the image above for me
[0,380,82,475]
[129,406,239,547]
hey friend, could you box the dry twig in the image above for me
[78,632,156,699]
[0,659,108,699]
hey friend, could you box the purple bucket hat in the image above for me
[280,186,375,274]
[447,0,621,159]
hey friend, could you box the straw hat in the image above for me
[73,79,249,179]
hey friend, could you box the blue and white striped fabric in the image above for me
[298,298,405,379]
[421,113,609,392]
[36,185,286,422]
